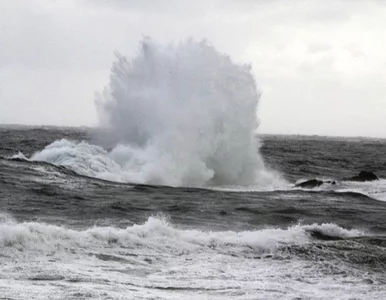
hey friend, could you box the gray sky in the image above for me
[1,0,385,137]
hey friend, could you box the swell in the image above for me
[1,156,130,186]
[1,156,221,201]
[2,156,383,204]
[8,156,80,177]
[291,187,380,201]
[4,156,382,203]
[2,155,280,193]
[333,190,379,200]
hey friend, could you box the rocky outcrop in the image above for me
[344,171,379,182]
[294,171,379,189]
[295,179,324,189]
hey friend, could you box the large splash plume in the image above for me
[31,38,280,187]
[94,38,273,187]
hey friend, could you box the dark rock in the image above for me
[144,258,152,264]
[294,171,379,190]
[29,275,65,281]
[344,171,379,182]
[295,179,324,189]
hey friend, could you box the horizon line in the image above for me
[1,123,385,140]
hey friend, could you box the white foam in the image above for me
[30,139,125,181]
[1,217,376,300]
[10,151,28,160]
[0,212,16,225]
[2,218,366,300]
[0,216,364,254]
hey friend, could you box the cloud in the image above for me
[1,0,386,137]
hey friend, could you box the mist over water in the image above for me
[93,38,278,187]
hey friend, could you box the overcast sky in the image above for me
[1,0,385,137]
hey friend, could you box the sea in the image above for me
[1,125,386,300]
[1,39,386,300]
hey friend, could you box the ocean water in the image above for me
[1,127,386,300]
[1,39,386,299]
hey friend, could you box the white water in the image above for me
[30,38,281,188]
[1,215,382,300]
[0,216,364,253]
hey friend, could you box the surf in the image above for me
[0,216,365,254]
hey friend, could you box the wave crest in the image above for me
[0,216,365,255]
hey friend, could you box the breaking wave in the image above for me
[0,216,364,255]
[29,38,282,188]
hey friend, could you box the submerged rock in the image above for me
[295,179,336,189]
[295,179,324,189]
[344,171,379,182]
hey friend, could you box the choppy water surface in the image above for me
[1,126,386,300]
[1,37,386,300]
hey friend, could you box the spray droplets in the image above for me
[33,38,280,187]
